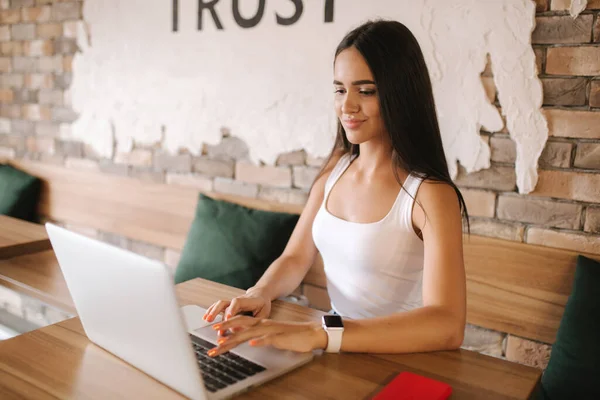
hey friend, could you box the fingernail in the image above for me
[212,324,221,330]
[225,313,231,320]
[217,338,227,345]
[249,340,258,346]
[207,349,217,357]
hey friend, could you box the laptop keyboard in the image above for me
[190,335,267,393]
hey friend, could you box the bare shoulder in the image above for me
[308,149,347,196]
[413,178,462,233]
[417,179,460,208]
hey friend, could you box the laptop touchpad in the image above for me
[192,324,222,344]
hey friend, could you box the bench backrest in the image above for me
[10,159,599,344]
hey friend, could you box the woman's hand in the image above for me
[206,316,328,357]
[203,287,272,328]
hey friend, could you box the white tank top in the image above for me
[312,153,425,319]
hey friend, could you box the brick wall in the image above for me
[467,0,600,255]
[461,0,600,367]
[1,0,599,367]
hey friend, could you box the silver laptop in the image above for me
[45,223,314,400]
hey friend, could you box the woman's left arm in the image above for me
[209,181,466,356]
[335,180,467,353]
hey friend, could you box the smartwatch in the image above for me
[321,314,344,353]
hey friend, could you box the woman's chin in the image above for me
[345,133,367,145]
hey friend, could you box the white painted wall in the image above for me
[69,0,565,193]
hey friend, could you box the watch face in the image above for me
[323,315,344,328]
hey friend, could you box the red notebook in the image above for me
[372,371,452,400]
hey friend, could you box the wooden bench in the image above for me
[0,215,52,260]
[2,159,599,348]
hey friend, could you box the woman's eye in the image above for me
[360,90,376,96]
[334,89,345,94]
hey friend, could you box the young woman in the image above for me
[203,19,469,357]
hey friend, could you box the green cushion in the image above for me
[538,255,600,400]
[0,163,41,223]
[174,194,299,290]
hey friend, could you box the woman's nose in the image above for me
[341,93,359,114]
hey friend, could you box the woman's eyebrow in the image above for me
[333,80,376,86]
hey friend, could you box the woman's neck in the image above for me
[354,137,395,177]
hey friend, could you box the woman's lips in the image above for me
[343,119,365,129]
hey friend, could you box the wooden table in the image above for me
[0,215,52,259]
[0,278,542,399]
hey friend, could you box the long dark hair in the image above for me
[317,19,470,233]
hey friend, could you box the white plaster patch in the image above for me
[570,0,588,18]
[70,0,551,193]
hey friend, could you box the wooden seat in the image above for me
[461,235,595,344]
[3,159,599,345]
[0,215,52,260]
[0,250,76,315]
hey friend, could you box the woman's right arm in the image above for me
[203,151,343,322]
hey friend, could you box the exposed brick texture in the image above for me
[546,46,600,76]
[543,109,600,139]
[235,161,292,188]
[532,15,593,44]
[574,143,600,169]
[527,227,600,254]
[497,195,582,229]
[505,335,551,370]
[461,189,496,218]
[532,170,600,203]
[585,207,600,233]
[166,173,213,192]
